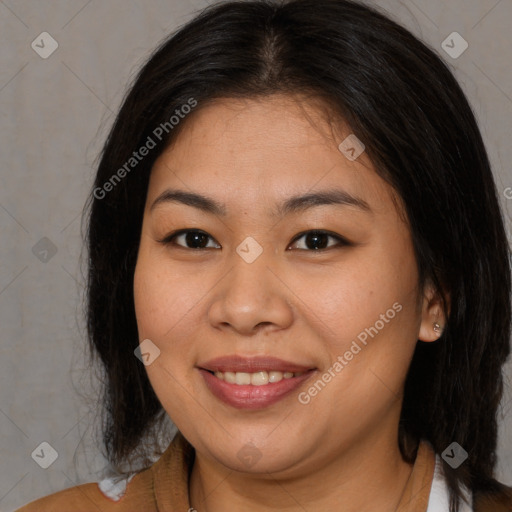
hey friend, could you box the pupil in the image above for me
[187,232,208,248]
[306,232,328,250]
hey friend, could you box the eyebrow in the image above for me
[150,188,371,217]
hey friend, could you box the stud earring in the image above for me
[433,322,441,333]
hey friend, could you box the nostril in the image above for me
[255,322,272,329]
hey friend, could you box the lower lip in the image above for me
[198,369,315,410]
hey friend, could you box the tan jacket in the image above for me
[16,432,512,511]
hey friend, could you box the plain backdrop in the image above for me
[1,0,511,510]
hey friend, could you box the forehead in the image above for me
[148,94,395,216]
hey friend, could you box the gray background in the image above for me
[1,0,511,510]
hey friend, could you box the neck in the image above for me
[189,424,415,512]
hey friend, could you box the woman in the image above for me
[18,0,512,510]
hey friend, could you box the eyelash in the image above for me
[157,229,351,252]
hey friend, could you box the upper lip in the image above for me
[198,355,316,373]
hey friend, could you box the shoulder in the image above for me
[16,431,193,512]
[15,468,155,512]
[15,482,110,512]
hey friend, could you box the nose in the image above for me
[207,248,294,336]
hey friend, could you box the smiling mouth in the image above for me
[197,354,317,408]
[198,367,316,410]
[205,369,308,386]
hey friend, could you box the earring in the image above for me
[433,322,441,334]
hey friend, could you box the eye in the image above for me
[288,230,349,251]
[158,229,221,250]
[158,229,350,251]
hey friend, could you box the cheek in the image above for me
[291,250,415,343]
[292,238,420,397]
[133,250,201,414]
[318,254,419,402]
[133,248,199,340]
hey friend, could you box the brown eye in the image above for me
[289,230,349,251]
[159,230,221,249]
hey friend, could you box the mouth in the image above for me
[197,355,317,409]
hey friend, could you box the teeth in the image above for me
[235,372,251,385]
[251,371,268,386]
[211,370,304,385]
[224,371,236,384]
[269,371,283,383]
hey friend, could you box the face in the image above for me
[133,94,437,477]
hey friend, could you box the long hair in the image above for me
[84,1,511,510]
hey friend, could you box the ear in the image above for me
[418,281,449,342]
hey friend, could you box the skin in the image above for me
[133,94,446,512]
